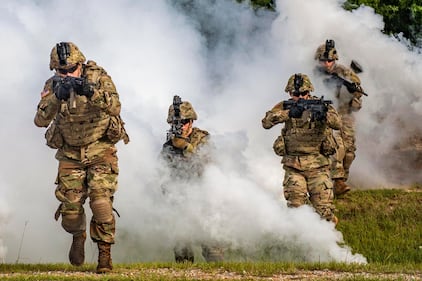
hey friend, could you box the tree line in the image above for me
[239,0,422,48]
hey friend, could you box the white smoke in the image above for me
[1,0,420,264]
[0,181,10,262]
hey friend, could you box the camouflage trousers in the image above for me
[283,165,335,221]
[331,114,356,181]
[54,145,118,244]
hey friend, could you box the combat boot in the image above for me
[69,232,86,266]
[174,247,194,263]
[333,179,351,196]
[96,242,112,274]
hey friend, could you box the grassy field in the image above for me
[1,188,421,280]
[336,187,422,264]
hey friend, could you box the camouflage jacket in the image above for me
[161,127,209,179]
[34,60,128,162]
[262,96,341,171]
[315,63,363,115]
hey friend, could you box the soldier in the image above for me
[262,73,341,224]
[161,96,223,262]
[34,42,129,273]
[314,39,365,196]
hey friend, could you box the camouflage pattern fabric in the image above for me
[55,143,118,243]
[315,63,362,181]
[262,96,341,222]
[284,73,314,93]
[49,42,86,71]
[167,101,198,123]
[283,166,335,221]
[314,43,339,61]
[34,60,123,244]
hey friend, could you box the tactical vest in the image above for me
[55,61,111,147]
[283,114,326,155]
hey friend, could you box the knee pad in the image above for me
[61,212,86,234]
[343,152,356,170]
[90,198,113,223]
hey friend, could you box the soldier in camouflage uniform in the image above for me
[314,39,364,196]
[34,42,129,273]
[262,74,341,224]
[161,97,224,262]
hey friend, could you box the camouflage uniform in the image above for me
[34,42,128,273]
[161,99,223,262]
[314,40,363,194]
[262,74,342,223]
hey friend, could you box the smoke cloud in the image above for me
[0,0,420,264]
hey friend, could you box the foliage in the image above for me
[343,0,421,47]
[238,0,422,47]
[236,0,276,11]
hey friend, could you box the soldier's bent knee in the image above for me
[90,198,113,223]
[61,212,86,234]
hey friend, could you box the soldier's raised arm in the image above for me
[326,104,342,130]
[34,78,60,127]
[262,102,289,129]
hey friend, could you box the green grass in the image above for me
[335,188,422,264]
[1,189,421,280]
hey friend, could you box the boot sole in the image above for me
[96,267,112,274]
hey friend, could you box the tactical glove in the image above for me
[172,137,189,149]
[54,83,71,101]
[312,110,327,122]
[78,83,95,98]
[288,104,304,118]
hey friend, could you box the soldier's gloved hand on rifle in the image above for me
[312,109,327,122]
[345,82,360,93]
[54,83,71,101]
[288,104,304,118]
[172,120,194,152]
[76,82,95,99]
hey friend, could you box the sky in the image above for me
[0,0,421,264]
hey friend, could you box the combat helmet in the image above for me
[284,73,314,95]
[167,101,198,124]
[314,39,338,61]
[49,42,86,71]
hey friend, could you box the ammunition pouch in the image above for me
[321,132,336,156]
[272,135,286,156]
[45,122,64,149]
[106,115,129,144]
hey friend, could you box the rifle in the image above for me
[283,96,332,121]
[329,73,368,96]
[52,75,86,109]
[166,95,183,141]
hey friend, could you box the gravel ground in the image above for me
[1,268,421,280]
